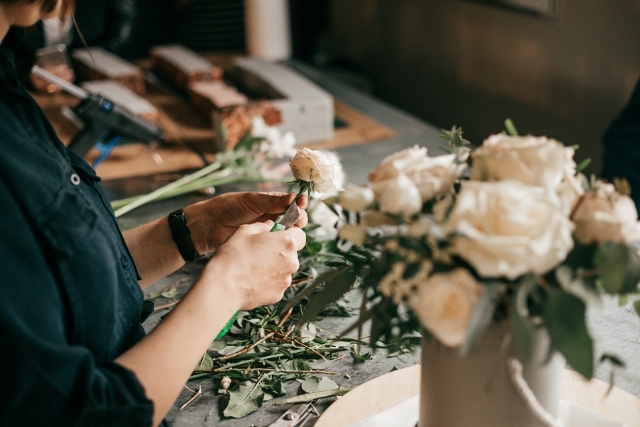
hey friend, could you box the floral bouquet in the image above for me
[298,121,640,384]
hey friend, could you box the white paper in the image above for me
[244,0,291,61]
[347,395,419,427]
[346,397,627,427]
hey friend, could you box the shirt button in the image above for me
[70,173,81,185]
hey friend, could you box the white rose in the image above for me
[290,148,342,194]
[380,261,432,304]
[338,183,375,211]
[361,211,398,227]
[409,268,483,348]
[572,181,640,245]
[338,224,367,245]
[442,180,574,280]
[557,146,586,214]
[307,200,339,241]
[370,173,422,217]
[252,116,297,159]
[471,134,567,189]
[369,146,459,202]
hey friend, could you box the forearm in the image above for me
[115,268,240,427]
[122,216,185,288]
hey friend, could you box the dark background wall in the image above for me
[319,0,640,175]
[125,0,640,175]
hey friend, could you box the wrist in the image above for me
[167,209,202,262]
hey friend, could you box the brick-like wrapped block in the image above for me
[230,57,334,144]
[150,44,223,92]
[81,80,160,123]
[213,101,282,151]
[72,47,146,95]
[188,80,249,119]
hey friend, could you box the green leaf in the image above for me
[223,381,265,418]
[576,158,591,173]
[350,346,372,363]
[461,283,504,355]
[594,242,640,294]
[280,269,341,315]
[634,300,640,317]
[160,288,180,299]
[300,376,339,393]
[564,240,598,267]
[540,288,594,379]
[209,340,227,352]
[262,379,286,396]
[504,118,519,136]
[295,268,358,327]
[195,352,214,370]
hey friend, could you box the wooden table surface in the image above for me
[314,364,640,427]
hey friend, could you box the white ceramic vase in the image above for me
[419,322,565,427]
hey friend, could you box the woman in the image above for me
[0,1,307,426]
[2,0,138,90]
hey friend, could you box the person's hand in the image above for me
[200,221,306,310]
[184,192,308,254]
[29,63,74,93]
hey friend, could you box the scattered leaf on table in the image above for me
[223,381,265,419]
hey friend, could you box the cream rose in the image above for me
[409,268,483,348]
[572,181,640,245]
[338,224,367,245]
[442,180,574,280]
[380,261,432,304]
[369,146,459,202]
[290,148,342,194]
[338,183,375,211]
[307,200,340,241]
[471,134,567,189]
[370,173,422,217]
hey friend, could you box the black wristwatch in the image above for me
[167,209,201,262]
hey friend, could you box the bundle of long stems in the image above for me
[111,159,276,218]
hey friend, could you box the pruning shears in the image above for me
[268,402,316,427]
[270,201,301,231]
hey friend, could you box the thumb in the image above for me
[251,192,295,215]
[237,220,275,235]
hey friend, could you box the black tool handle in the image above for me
[67,123,109,157]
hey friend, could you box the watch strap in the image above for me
[167,209,201,262]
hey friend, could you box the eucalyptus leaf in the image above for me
[209,340,227,352]
[634,300,640,317]
[223,381,265,419]
[594,242,640,294]
[195,352,214,371]
[540,288,594,379]
[160,288,180,299]
[262,379,286,396]
[280,269,339,315]
[299,322,317,341]
[295,268,358,327]
[300,376,339,393]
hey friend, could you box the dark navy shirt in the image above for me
[0,45,153,426]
